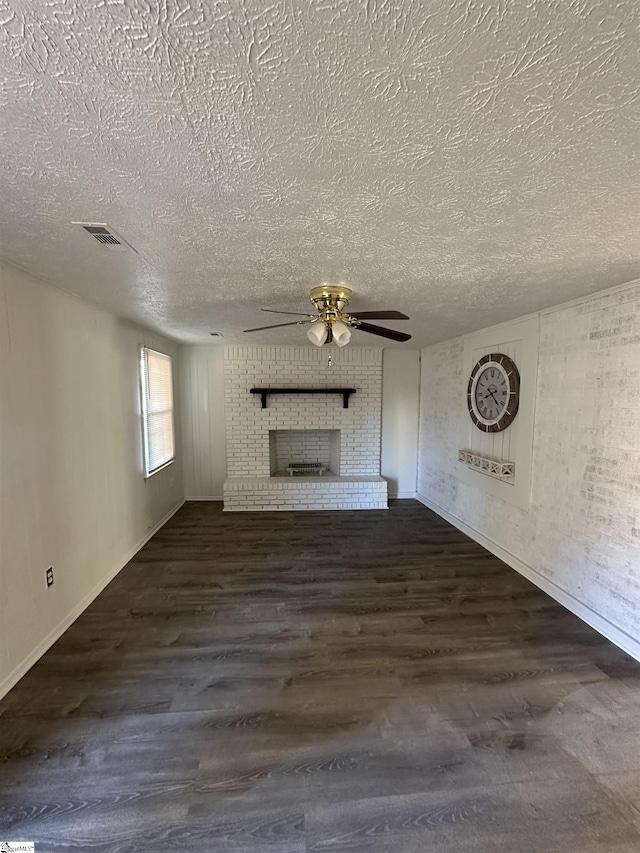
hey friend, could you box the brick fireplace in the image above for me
[223,345,388,511]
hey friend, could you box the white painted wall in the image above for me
[179,346,226,499]
[417,281,640,659]
[381,349,420,498]
[0,262,184,698]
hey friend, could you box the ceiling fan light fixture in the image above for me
[332,320,352,347]
[307,321,328,347]
[244,284,411,345]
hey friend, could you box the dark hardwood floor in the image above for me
[1,500,640,852]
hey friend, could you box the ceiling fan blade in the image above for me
[244,320,313,332]
[261,308,314,317]
[355,321,412,342]
[349,311,410,320]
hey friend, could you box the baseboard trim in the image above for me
[185,496,224,501]
[0,499,186,701]
[389,491,418,500]
[416,492,640,663]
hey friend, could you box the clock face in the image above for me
[474,365,509,421]
[467,354,520,432]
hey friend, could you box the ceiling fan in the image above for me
[243,285,411,347]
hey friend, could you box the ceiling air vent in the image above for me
[73,222,136,253]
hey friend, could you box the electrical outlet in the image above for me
[45,567,54,587]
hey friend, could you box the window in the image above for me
[140,347,175,477]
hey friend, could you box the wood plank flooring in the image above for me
[1,500,639,852]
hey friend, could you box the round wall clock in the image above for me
[467,353,520,433]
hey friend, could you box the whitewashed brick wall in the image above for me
[224,346,383,476]
[417,281,640,651]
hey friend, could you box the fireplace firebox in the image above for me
[269,429,340,477]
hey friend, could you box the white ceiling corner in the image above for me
[0,0,638,347]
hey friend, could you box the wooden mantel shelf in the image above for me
[250,387,357,409]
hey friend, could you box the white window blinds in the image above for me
[140,347,175,477]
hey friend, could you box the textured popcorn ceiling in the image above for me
[0,0,638,346]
